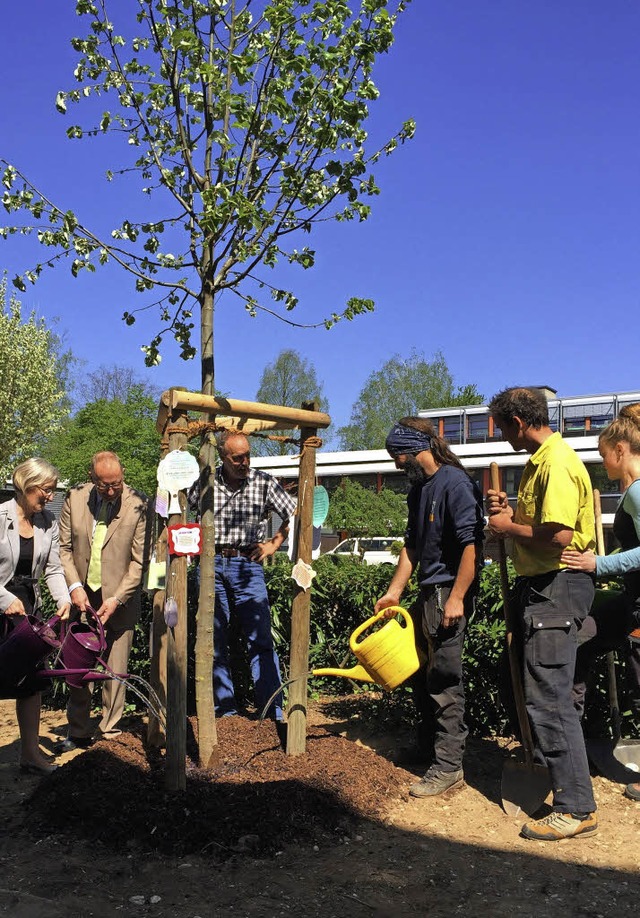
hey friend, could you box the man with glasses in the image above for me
[56,451,151,750]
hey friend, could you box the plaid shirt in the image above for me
[212,466,297,547]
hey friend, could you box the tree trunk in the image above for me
[195,281,218,765]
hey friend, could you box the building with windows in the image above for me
[253,389,640,540]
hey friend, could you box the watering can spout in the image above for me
[311,664,375,684]
[311,606,425,691]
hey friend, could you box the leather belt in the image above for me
[215,546,252,558]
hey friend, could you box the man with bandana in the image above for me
[375,417,484,797]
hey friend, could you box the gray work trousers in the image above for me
[410,584,471,773]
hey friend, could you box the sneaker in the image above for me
[520,811,598,841]
[624,783,640,801]
[409,766,464,798]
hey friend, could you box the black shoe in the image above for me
[275,720,287,748]
[54,736,93,754]
[409,767,464,798]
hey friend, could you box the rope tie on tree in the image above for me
[162,421,323,455]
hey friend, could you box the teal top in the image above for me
[596,479,640,576]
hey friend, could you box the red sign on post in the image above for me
[168,523,202,556]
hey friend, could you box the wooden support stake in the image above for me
[147,528,167,748]
[165,410,189,791]
[286,402,318,756]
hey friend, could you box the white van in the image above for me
[325,536,400,565]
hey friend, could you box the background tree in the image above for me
[253,349,329,456]
[338,349,483,450]
[77,364,160,406]
[325,478,407,537]
[44,385,159,496]
[0,278,70,483]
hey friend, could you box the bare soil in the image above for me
[0,695,639,917]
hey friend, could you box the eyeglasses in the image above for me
[228,452,251,463]
[38,486,55,498]
[94,480,123,493]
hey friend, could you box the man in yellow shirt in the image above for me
[487,387,597,841]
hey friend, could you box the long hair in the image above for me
[398,417,465,470]
[599,403,640,454]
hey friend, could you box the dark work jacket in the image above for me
[405,465,484,587]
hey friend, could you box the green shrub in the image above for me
[38,557,639,740]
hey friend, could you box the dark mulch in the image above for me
[26,716,409,859]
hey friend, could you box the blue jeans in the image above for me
[214,555,283,720]
[513,570,596,814]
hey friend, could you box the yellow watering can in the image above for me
[312,606,426,691]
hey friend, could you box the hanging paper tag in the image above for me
[155,488,169,519]
[157,450,199,516]
[291,559,317,591]
[168,523,202,556]
[145,553,167,592]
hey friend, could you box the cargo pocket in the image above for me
[529,612,574,666]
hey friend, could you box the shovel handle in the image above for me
[594,489,622,737]
[593,489,605,556]
[490,463,537,766]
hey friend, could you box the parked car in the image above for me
[325,536,401,566]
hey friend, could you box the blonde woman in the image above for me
[0,458,71,775]
[562,403,640,802]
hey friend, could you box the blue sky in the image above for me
[1,2,639,440]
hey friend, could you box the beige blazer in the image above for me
[0,498,71,613]
[59,483,151,630]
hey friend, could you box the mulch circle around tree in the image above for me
[25,715,411,859]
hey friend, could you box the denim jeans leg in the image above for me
[521,571,595,814]
[229,558,283,720]
[213,562,238,716]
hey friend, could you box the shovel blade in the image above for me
[501,760,551,817]
[587,738,640,783]
[612,739,640,775]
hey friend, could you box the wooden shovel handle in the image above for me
[593,489,621,732]
[490,463,537,764]
[593,488,605,555]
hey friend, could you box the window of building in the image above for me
[467,414,488,442]
[442,415,463,444]
[562,401,614,436]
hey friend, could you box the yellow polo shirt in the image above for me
[513,432,596,577]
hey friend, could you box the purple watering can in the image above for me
[0,614,61,689]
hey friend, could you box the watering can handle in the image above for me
[349,606,409,652]
[85,604,107,645]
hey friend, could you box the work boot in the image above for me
[624,783,640,801]
[520,811,598,841]
[409,766,464,798]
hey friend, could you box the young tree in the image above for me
[254,349,328,455]
[338,350,484,450]
[2,0,414,390]
[325,478,406,536]
[1,0,414,764]
[0,278,70,483]
[43,385,160,496]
